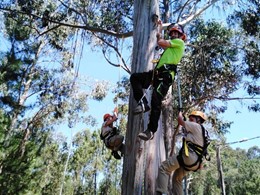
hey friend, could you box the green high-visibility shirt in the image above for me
[156,38,185,68]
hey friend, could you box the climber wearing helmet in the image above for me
[130,20,187,141]
[188,110,207,124]
[156,111,210,195]
[167,23,187,41]
[100,108,125,160]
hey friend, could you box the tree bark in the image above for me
[122,0,224,194]
[122,1,161,195]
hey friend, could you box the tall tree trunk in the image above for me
[122,1,162,195]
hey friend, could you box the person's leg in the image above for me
[172,167,188,195]
[108,135,124,160]
[118,143,125,156]
[138,72,172,140]
[147,87,164,133]
[130,71,153,114]
[148,71,172,133]
[130,71,153,102]
[109,135,124,151]
[156,155,180,194]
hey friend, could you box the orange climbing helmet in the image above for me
[103,113,112,121]
[189,111,207,123]
[167,23,187,41]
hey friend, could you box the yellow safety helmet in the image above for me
[189,111,207,123]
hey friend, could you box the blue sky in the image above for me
[218,98,259,149]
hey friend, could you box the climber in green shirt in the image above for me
[130,21,186,141]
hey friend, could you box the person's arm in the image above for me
[156,20,171,49]
[157,19,163,34]
[157,38,171,49]
[177,111,186,127]
[104,107,118,126]
[156,32,171,49]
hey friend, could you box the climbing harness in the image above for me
[177,125,211,172]
[174,69,211,171]
[100,127,118,146]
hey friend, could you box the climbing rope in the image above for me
[170,67,183,156]
[137,15,163,105]
[227,135,260,145]
[215,135,260,147]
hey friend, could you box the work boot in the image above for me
[112,151,121,160]
[133,102,150,115]
[138,129,154,141]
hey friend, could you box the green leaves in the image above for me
[189,146,260,195]
[181,20,241,114]
[244,41,260,79]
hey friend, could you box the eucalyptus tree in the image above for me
[232,148,260,194]
[229,0,260,112]
[188,145,260,195]
[220,146,260,195]
[1,0,260,194]
[0,1,97,193]
[60,129,103,194]
[98,154,124,195]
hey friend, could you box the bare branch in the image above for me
[180,0,221,25]
[206,96,260,101]
[162,0,222,28]
[0,7,133,38]
[92,32,131,74]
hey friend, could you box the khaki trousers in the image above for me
[156,150,200,195]
[105,134,124,151]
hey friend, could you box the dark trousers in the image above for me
[130,70,173,133]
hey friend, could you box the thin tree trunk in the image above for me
[216,146,226,195]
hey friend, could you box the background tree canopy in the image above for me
[0,0,259,194]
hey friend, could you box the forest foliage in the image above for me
[0,0,259,194]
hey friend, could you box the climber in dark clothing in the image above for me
[130,21,186,141]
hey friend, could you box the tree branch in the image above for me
[162,0,221,28]
[0,7,133,38]
[92,32,131,74]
